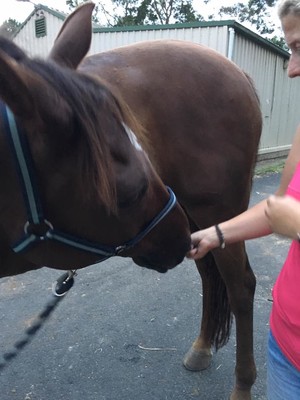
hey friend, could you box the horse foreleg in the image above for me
[214,243,257,400]
[183,243,256,400]
[183,257,213,371]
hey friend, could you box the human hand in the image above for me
[186,226,220,260]
[265,195,300,240]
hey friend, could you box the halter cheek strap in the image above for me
[1,103,177,260]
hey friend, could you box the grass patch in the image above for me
[254,160,285,176]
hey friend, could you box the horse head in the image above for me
[0,3,190,276]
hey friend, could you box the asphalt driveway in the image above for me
[0,170,287,400]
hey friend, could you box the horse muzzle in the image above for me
[132,235,191,272]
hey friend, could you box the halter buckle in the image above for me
[115,245,127,255]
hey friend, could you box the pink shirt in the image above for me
[270,162,300,370]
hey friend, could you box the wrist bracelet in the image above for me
[215,224,226,249]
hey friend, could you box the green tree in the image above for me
[174,1,204,23]
[269,35,289,52]
[110,0,202,26]
[66,0,86,9]
[111,0,142,26]
[218,0,288,50]
[0,19,21,38]
[218,0,277,35]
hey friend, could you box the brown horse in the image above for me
[0,3,262,400]
[0,20,192,276]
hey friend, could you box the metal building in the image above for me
[12,4,300,159]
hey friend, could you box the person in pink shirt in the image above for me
[187,1,300,399]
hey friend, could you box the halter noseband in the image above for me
[1,104,177,261]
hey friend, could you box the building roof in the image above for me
[13,3,66,37]
[14,3,289,59]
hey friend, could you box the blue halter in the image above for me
[1,103,177,261]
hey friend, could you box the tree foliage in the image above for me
[66,0,87,8]
[218,0,277,35]
[269,35,289,51]
[66,0,278,31]
[110,0,202,26]
[0,19,21,38]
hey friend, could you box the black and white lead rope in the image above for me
[0,270,76,371]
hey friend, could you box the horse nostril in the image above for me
[133,247,187,271]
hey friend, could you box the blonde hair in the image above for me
[278,0,300,18]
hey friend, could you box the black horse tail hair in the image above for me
[204,252,233,351]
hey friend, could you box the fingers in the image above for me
[186,237,201,259]
[186,232,210,260]
[187,225,226,260]
[186,248,198,259]
[186,246,205,260]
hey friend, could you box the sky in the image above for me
[0,0,69,25]
[0,0,282,33]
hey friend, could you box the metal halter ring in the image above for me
[24,219,54,241]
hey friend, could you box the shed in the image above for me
[13,3,300,160]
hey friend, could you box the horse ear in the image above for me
[0,49,35,117]
[49,2,95,69]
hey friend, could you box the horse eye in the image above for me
[117,183,148,209]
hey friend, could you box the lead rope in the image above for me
[0,270,76,371]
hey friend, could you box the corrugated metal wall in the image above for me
[13,10,300,157]
[232,32,300,155]
[90,25,229,55]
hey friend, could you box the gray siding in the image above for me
[232,32,300,156]
[90,25,229,55]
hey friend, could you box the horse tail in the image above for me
[203,252,233,350]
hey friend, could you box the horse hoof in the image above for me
[230,387,252,400]
[183,346,212,371]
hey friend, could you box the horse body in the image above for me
[81,40,260,216]
[0,3,262,400]
[81,40,261,400]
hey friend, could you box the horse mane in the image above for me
[39,65,147,214]
[0,36,27,61]
[0,37,145,213]
[70,73,147,212]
